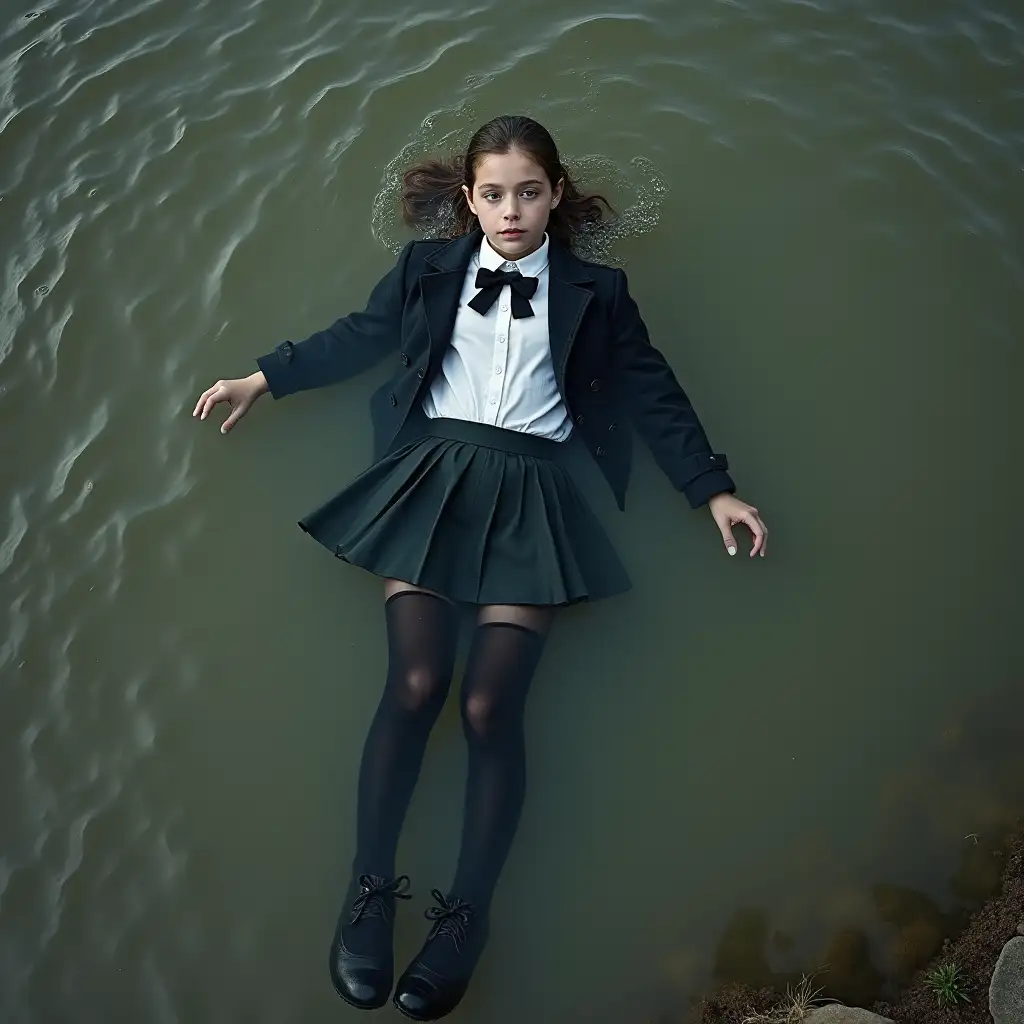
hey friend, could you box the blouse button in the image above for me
[400,352,410,366]
[501,303,508,311]
[590,378,602,392]
[389,393,398,407]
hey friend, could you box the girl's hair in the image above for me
[400,115,612,245]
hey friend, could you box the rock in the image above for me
[804,1007,894,1024]
[1016,920,1024,936]
[990,936,1024,1024]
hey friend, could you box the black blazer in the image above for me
[256,229,735,511]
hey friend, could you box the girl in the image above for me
[193,115,767,1021]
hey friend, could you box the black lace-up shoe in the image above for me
[329,873,411,1009]
[392,889,489,1021]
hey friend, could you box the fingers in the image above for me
[743,511,768,558]
[713,499,769,561]
[193,383,225,420]
[718,523,738,557]
[220,400,248,434]
[192,385,213,418]
[191,380,234,423]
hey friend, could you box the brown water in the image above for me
[2,1,1024,1021]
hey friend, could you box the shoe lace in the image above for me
[424,889,475,951]
[349,874,411,925]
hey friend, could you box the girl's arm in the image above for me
[610,269,736,508]
[610,269,768,557]
[255,240,418,399]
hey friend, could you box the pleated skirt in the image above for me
[298,412,631,606]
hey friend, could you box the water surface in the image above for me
[2,0,1023,1021]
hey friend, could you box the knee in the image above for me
[461,690,510,740]
[393,666,448,717]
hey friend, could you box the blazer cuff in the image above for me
[677,453,735,508]
[683,469,735,508]
[255,341,297,399]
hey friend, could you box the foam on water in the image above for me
[370,115,668,266]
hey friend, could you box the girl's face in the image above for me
[462,149,564,260]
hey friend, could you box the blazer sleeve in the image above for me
[610,268,736,508]
[255,240,417,398]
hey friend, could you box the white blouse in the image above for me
[421,234,573,441]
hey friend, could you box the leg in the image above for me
[331,581,459,1009]
[354,580,460,878]
[452,603,554,910]
[393,603,554,1021]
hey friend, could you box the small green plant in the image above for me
[923,962,972,1008]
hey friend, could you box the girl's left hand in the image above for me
[708,493,768,558]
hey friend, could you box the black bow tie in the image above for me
[467,267,538,319]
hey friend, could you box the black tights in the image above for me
[352,590,549,914]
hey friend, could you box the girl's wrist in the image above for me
[249,370,269,395]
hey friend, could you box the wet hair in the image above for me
[400,114,612,245]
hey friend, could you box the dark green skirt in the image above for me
[297,413,631,606]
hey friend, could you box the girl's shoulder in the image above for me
[574,253,619,277]
[556,245,625,294]
[386,236,452,287]
[394,237,449,259]
[398,235,462,265]
[407,236,450,250]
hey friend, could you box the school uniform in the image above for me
[256,229,734,606]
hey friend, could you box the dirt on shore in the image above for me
[871,820,1023,1024]
[683,820,1024,1024]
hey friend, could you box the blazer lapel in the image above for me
[417,230,594,391]
[420,231,481,368]
[547,239,595,393]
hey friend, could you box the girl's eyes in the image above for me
[482,190,539,201]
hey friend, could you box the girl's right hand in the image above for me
[192,371,269,434]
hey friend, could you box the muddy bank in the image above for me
[681,819,1024,1023]
[872,820,1023,1023]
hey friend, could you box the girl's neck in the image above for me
[485,232,546,263]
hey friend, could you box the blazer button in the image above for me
[400,352,410,366]
[607,421,618,432]
[595,446,605,457]
[575,414,585,426]
[590,378,602,392]
[417,367,426,380]
[389,393,398,407]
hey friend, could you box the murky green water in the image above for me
[3,1,1024,1021]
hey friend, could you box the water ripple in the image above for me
[1,1,1022,1021]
